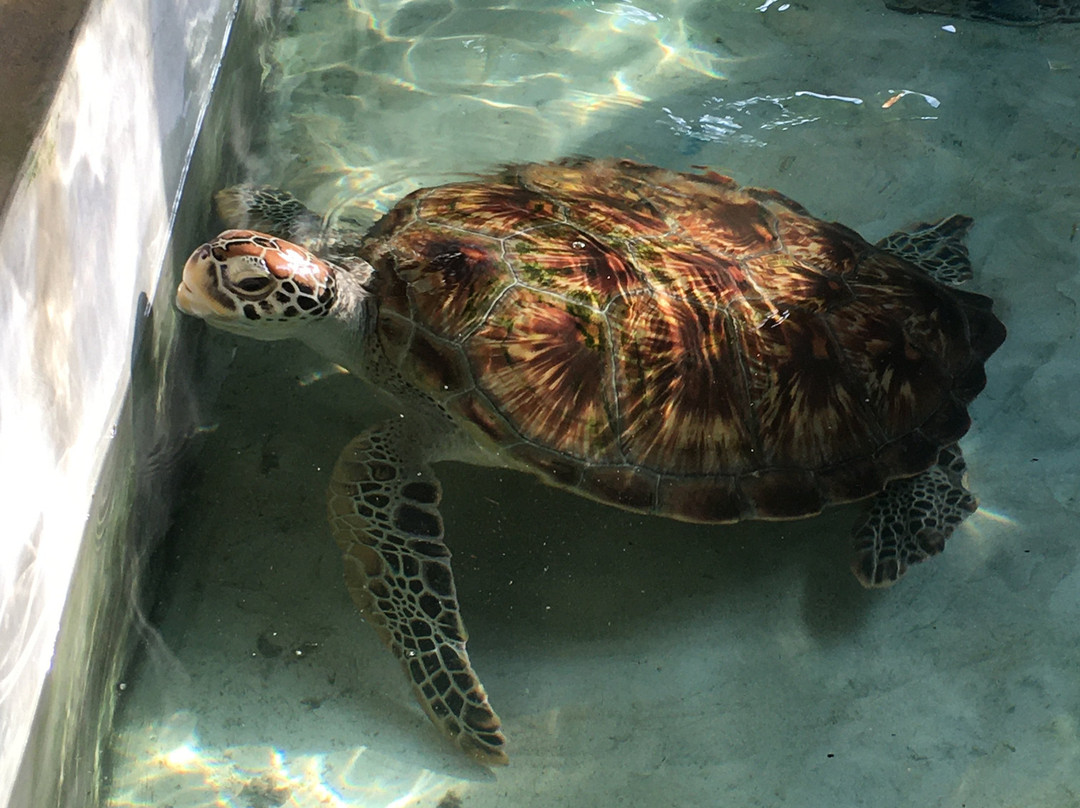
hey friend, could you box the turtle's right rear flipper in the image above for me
[876,214,974,286]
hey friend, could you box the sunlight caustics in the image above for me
[257,0,732,207]
[107,713,468,808]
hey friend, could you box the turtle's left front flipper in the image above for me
[327,420,507,764]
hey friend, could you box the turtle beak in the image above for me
[175,280,208,317]
[176,244,229,318]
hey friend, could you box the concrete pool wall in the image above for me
[0,0,247,803]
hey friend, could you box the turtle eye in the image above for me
[234,275,273,294]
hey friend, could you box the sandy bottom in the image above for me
[106,1,1080,805]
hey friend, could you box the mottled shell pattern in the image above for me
[362,158,1004,522]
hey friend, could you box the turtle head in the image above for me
[177,229,346,341]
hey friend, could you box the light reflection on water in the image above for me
[258,0,736,219]
[255,0,962,230]
[661,88,943,150]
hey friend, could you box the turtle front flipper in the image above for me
[850,443,978,587]
[327,421,507,764]
[214,185,325,246]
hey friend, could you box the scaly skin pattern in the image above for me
[177,230,335,325]
[327,420,507,763]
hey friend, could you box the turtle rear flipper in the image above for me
[327,420,507,764]
[876,214,975,285]
[850,443,977,587]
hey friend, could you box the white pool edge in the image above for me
[0,0,239,803]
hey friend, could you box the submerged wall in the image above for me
[0,0,242,803]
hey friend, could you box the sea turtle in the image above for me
[176,157,1006,764]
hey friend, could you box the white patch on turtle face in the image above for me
[176,229,337,340]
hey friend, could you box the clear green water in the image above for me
[105,1,1080,805]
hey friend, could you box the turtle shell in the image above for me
[363,158,1005,522]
